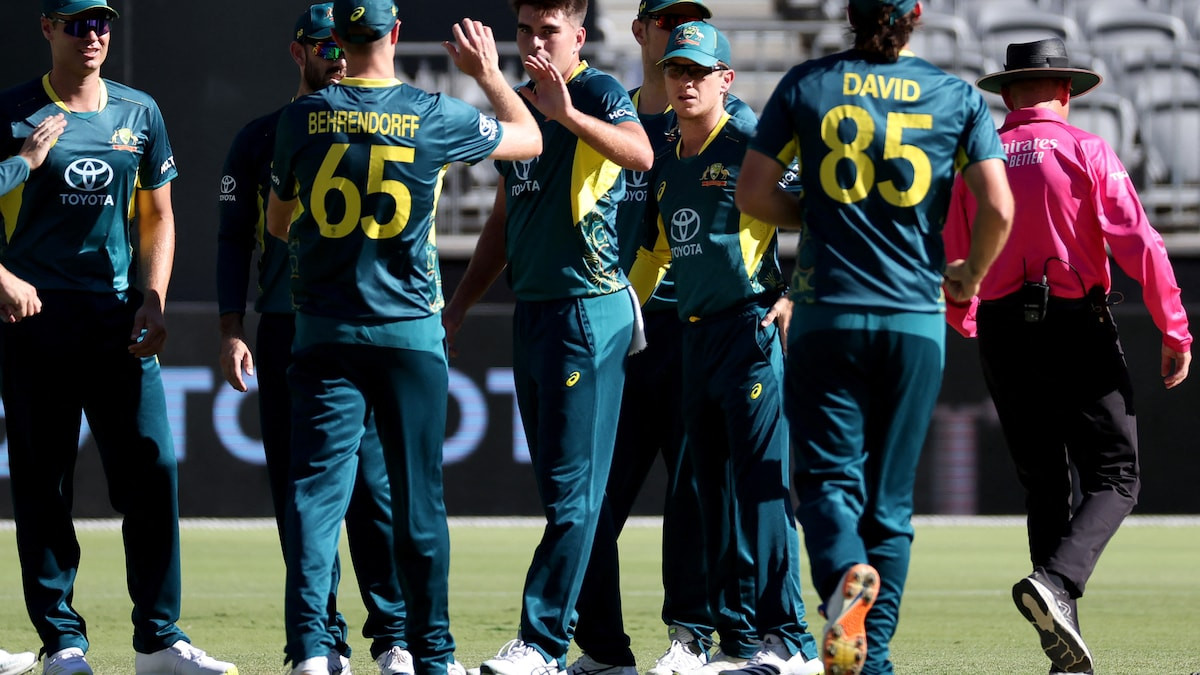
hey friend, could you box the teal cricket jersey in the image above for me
[271,77,503,349]
[616,89,756,314]
[217,107,292,315]
[0,157,30,197]
[632,114,786,322]
[750,50,1005,313]
[499,61,639,301]
[0,75,177,294]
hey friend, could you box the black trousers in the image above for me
[976,295,1139,598]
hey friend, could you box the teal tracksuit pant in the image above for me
[1,290,188,656]
[511,290,633,666]
[257,313,407,661]
[786,304,945,675]
[683,300,818,661]
[283,342,453,674]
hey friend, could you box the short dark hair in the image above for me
[847,4,919,63]
[510,0,588,26]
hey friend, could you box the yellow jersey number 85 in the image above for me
[819,105,932,207]
[311,143,414,239]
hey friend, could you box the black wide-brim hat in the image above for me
[976,38,1102,98]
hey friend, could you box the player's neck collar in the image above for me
[43,72,108,114]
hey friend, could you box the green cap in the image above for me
[295,2,335,42]
[657,21,730,68]
[41,0,118,18]
[848,0,918,16]
[332,0,398,44]
[638,0,712,19]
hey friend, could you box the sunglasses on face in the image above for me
[50,16,111,38]
[643,13,697,30]
[309,40,345,61]
[662,62,727,81]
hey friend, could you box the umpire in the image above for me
[943,38,1192,675]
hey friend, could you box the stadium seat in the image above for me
[1110,46,1200,104]
[1137,94,1200,231]
[1082,2,1190,54]
[1142,95,1200,184]
[973,6,1084,62]
[957,0,1047,26]
[1069,90,1145,175]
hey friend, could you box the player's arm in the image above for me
[0,264,41,323]
[266,192,296,241]
[521,55,653,171]
[443,183,508,357]
[216,133,263,392]
[130,183,176,357]
[445,19,542,161]
[0,114,66,197]
[943,157,1013,303]
[16,114,65,172]
[735,148,803,229]
[627,209,671,305]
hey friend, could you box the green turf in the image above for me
[1,518,1197,673]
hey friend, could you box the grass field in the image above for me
[0,517,1197,674]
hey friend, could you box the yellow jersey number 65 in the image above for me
[312,143,414,239]
[819,105,932,207]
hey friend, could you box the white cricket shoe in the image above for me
[686,648,746,675]
[723,635,822,675]
[480,639,560,675]
[0,649,35,675]
[42,648,92,675]
[647,625,707,675]
[376,647,415,675]
[135,641,238,675]
[565,654,637,675]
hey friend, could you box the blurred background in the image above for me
[1,0,1197,517]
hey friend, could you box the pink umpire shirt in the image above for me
[943,107,1193,354]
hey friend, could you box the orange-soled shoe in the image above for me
[821,563,879,675]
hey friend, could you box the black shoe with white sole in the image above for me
[1012,569,1093,673]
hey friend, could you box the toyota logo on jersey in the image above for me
[219,175,237,202]
[64,158,115,192]
[670,208,701,243]
[513,158,537,182]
